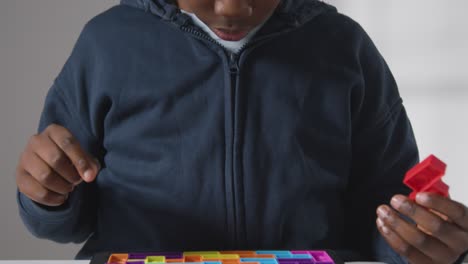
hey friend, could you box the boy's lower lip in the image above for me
[212,28,249,41]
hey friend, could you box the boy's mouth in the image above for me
[212,28,250,41]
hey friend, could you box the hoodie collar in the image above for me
[120,0,336,28]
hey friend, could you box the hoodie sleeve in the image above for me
[342,20,419,264]
[17,17,107,244]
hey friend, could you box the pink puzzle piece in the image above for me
[403,154,449,200]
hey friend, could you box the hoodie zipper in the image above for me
[228,51,240,247]
[180,25,244,248]
[180,23,295,248]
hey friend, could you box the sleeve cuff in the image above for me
[17,190,80,222]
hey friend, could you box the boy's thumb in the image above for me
[82,158,101,183]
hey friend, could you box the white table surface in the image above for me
[1,258,463,263]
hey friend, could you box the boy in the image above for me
[15,0,468,263]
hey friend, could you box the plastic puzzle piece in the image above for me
[107,253,128,264]
[308,251,334,264]
[403,154,449,200]
[146,256,166,263]
[255,251,292,258]
[129,253,182,260]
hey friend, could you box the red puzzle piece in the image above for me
[403,154,449,200]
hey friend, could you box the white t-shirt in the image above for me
[181,10,268,54]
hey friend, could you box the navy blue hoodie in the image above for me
[18,0,420,262]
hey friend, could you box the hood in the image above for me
[120,0,337,28]
[120,0,178,21]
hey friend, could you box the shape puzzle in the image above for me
[90,250,344,264]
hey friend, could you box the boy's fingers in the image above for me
[377,205,456,263]
[29,133,81,185]
[20,150,73,195]
[16,168,68,207]
[45,124,100,182]
[376,217,435,264]
[416,193,468,230]
[390,195,468,254]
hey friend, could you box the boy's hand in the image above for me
[16,124,100,207]
[376,193,468,264]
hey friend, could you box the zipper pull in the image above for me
[229,52,239,74]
